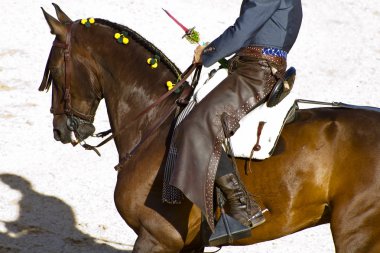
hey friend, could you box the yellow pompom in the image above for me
[81,19,88,25]
[114,33,121,39]
[151,63,158,69]
[147,58,152,64]
[166,81,174,90]
[89,18,95,24]
[122,37,129,44]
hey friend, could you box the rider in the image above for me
[170,0,303,233]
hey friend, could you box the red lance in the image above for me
[162,8,200,44]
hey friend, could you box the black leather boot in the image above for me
[215,173,266,228]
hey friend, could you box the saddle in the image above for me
[267,66,296,108]
[228,67,297,160]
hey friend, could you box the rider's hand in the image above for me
[193,43,209,64]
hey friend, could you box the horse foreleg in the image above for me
[132,226,184,253]
[114,170,197,253]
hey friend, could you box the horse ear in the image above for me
[52,3,72,24]
[41,7,67,41]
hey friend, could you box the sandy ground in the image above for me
[0,0,379,252]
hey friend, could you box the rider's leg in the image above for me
[215,149,234,178]
[171,56,285,229]
[215,150,266,228]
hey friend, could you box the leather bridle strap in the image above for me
[51,22,95,122]
[52,24,73,114]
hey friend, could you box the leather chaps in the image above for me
[170,55,286,229]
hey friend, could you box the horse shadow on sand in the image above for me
[0,173,132,253]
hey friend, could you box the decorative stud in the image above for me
[166,81,174,91]
[165,80,181,93]
[81,17,95,27]
[114,31,129,45]
[147,55,160,69]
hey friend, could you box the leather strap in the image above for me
[49,22,96,122]
[247,121,266,174]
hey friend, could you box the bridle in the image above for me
[40,21,99,149]
[54,22,96,123]
[39,19,201,162]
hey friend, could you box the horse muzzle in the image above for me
[66,116,95,144]
[53,115,95,145]
[53,127,72,144]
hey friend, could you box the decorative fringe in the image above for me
[162,100,197,204]
[162,145,184,204]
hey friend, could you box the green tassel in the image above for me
[185,29,200,44]
[85,22,91,28]
[122,31,128,37]
[117,37,123,43]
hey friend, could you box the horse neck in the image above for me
[84,23,179,155]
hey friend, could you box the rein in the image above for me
[89,63,201,165]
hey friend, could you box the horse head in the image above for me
[39,4,102,145]
[39,4,182,154]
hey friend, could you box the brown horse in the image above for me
[40,5,380,253]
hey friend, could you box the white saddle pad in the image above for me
[193,68,295,160]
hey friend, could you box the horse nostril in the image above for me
[53,129,61,141]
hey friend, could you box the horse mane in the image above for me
[95,19,182,78]
[39,18,183,92]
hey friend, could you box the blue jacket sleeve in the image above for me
[201,0,281,67]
